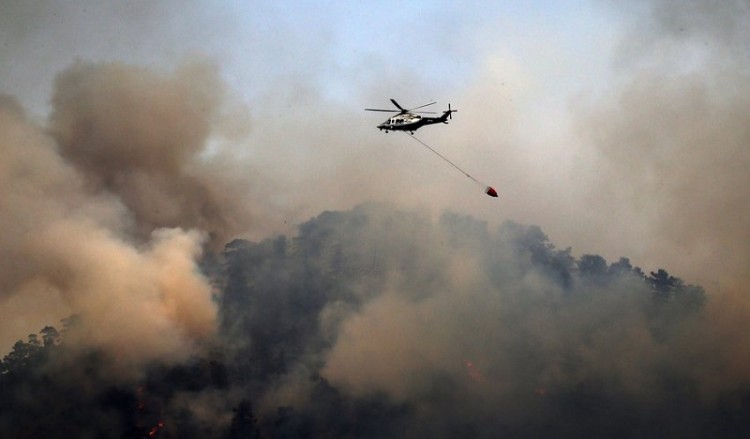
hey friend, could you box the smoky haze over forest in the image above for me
[3,202,749,437]
[1,0,750,437]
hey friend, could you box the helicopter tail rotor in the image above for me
[441,104,457,123]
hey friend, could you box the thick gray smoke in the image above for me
[578,0,750,290]
[219,203,747,437]
[2,1,750,436]
[0,60,258,371]
[4,200,748,437]
[48,61,252,246]
[564,3,750,397]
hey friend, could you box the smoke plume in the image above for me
[0,60,257,370]
[577,0,750,290]
[48,61,252,246]
[2,1,750,436]
[218,204,749,437]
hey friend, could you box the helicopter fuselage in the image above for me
[366,99,456,133]
[377,112,449,133]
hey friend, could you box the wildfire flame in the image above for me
[137,386,146,412]
[148,420,165,438]
[464,359,485,383]
[136,385,165,438]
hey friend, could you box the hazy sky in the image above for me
[2,0,749,351]
[2,0,616,232]
[2,1,611,114]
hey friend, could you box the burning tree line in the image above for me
[2,204,749,438]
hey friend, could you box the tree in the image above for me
[41,326,60,347]
[226,400,259,439]
[578,254,608,279]
[608,257,634,277]
[1,333,43,375]
[648,269,682,302]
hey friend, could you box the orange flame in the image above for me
[464,359,485,383]
[148,420,165,438]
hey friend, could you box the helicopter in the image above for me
[365,99,457,133]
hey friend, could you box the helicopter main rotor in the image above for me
[365,99,437,115]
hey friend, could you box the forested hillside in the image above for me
[3,204,747,438]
